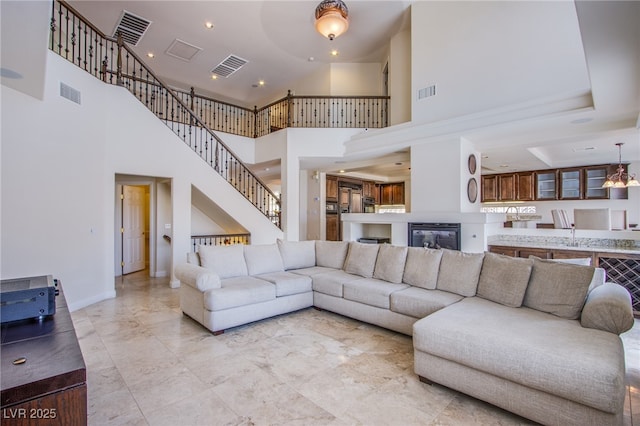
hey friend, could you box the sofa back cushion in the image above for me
[198,244,248,279]
[403,248,443,289]
[344,242,380,278]
[523,258,595,319]
[315,241,349,269]
[277,239,316,270]
[244,244,285,275]
[373,245,408,284]
[477,252,533,307]
[436,249,484,297]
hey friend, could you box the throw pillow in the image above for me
[315,241,350,269]
[402,248,443,289]
[198,244,248,279]
[523,258,595,319]
[344,242,380,278]
[277,239,316,270]
[436,249,484,297]
[477,252,533,307]
[373,244,408,284]
[244,244,285,276]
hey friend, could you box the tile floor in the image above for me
[71,271,639,426]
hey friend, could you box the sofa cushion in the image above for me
[243,244,285,276]
[343,278,409,309]
[581,282,634,335]
[436,249,484,297]
[277,239,316,270]
[198,244,248,279]
[257,271,312,297]
[289,266,336,276]
[311,270,363,297]
[315,241,349,269]
[523,258,595,320]
[204,276,275,311]
[477,252,533,308]
[402,248,443,289]
[390,287,463,318]
[344,242,380,278]
[413,297,625,414]
[373,244,408,284]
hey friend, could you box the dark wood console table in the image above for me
[1,285,87,425]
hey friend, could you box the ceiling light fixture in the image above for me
[602,143,639,188]
[205,22,214,29]
[315,0,349,41]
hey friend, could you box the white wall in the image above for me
[389,27,412,125]
[1,52,282,309]
[329,63,384,96]
[410,1,590,124]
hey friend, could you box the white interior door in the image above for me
[122,185,146,274]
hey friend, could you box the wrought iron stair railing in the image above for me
[49,0,281,228]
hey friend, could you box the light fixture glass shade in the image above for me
[601,142,638,188]
[315,0,349,40]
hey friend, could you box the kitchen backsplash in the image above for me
[488,234,640,249]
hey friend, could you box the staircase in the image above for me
[49,0,281,229]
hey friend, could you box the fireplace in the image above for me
[408,223,461,250]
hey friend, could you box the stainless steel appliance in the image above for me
[363,197,375,213]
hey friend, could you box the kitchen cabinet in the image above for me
[559,168,582,200]
[363,181,377,199]
[516,172,535,201]
[535,171,557,200]
[481,175,498,202]
[584,166,608,199]
[498,174,515,201]
[380,182,404,205]
[481,172,533,202]
[326,214,338,241]
[326,176,338,201]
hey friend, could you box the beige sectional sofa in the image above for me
[175,239,634,426]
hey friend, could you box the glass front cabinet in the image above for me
[536,171,557,200]
[583,166,609,199]
[559,168,582,199]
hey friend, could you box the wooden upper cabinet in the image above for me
[481,175,498,202]
[363,181,376,199]
[516,172,534,201]
[559,168,582,200]
[498,174,515,201]
[326,176,338,201]
[379,182,404,205]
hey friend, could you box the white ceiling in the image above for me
[3,1,638,182]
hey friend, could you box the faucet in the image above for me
[505,206,519,221]
[568,226,578,247]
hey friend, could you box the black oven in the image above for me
[363,197,375,213]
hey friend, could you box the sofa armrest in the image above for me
[581,282,634,335]
[175,263,221,292]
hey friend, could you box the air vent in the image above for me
[165,39,202,62]
[113,10,152,46]
[60,82,81,105]
[418,84,437,100]
[211,55,249,78]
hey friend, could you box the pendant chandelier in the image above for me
[315,0,349,41]
[602,143,639,188]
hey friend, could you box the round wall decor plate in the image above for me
[468,154,477,174]
[467,178,478,203]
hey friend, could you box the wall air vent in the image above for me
[113,10,152,46]
[165,39,202,62]
[211,55,249,78]
[418,84,437,100]
[60,82,81,105]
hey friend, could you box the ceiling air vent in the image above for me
[211,55,249,78]
[165,39,202,62]
[113,10,152,46]
[418,84,437,100]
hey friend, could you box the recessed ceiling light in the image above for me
[205,22,214,29]
[330,50,339,56]
[259,80,265,86]
[339,169,346,173]
[147,52,155,58]
[211,75,217,80]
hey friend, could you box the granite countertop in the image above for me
[488,237,640,255]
